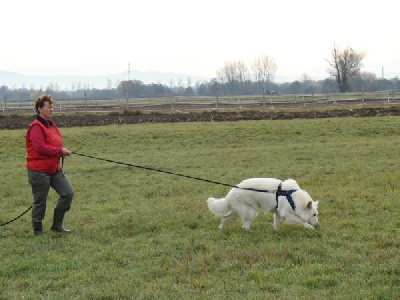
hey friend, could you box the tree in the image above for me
[353,72,377,93]
[301,74,316,94]
[218,61,239,96]
[236,60,249,95]
[326,44,365,93]
[252,55,277,100]
[289,81,302,94]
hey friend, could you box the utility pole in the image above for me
[126,62,130,110]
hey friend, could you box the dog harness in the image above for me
[275,183,297,211]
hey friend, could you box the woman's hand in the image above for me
[61,148,72,156]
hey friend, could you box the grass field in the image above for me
[0,116,399,299]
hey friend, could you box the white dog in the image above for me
[207,178,319,230]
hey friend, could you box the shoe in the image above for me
[33,221,43,236]
[50,208,71,233]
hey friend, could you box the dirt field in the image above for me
[1,105,399,130]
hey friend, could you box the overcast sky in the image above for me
[2,0,399,82]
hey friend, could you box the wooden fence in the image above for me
[2,91,399,115]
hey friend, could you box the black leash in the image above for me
[71,151,277,194]
[0,205,32,227]
[73,151,300,212]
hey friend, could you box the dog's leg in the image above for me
[242,220,252,230]
[283,213,315,229]
[273,212,281,230]
[241,209,258,231]
[219,211,238,229]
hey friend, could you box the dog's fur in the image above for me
[207,178,319,230]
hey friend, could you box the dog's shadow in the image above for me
[219,222,323,243]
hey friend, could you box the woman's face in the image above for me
[38,101,54,120]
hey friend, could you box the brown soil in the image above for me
[1,106,399,130]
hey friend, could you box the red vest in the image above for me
[26,119,63,173]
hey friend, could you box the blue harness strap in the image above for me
[275,183,297,211]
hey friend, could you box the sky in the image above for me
[1,0,399,83]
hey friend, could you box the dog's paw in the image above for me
[304,223,315,230]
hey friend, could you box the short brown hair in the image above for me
[35,94,54,113]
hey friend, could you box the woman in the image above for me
[26,94,74,236]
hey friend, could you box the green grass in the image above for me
[1,116,399,299]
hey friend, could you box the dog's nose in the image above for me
[314,223,320,228]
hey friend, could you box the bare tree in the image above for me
[252,54,277,101]
[106,79,113,90]
[236,60,249,95]
[326,44,365,93]
[218,61,239,95]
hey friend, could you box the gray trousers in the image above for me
[28,169,74,223]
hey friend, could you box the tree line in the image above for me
[1,45,399,102]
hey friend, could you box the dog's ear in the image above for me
[315,201,319,208]
[306,201,313,209]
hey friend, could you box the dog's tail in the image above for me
[207,197,230,216]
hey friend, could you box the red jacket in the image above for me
[26,118,63,173]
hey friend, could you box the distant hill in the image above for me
[0,70,210,90]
